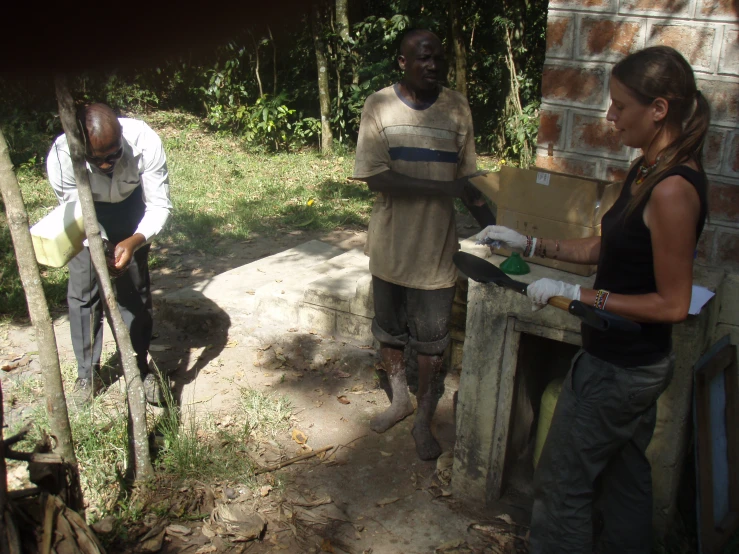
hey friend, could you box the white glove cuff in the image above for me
[573,284,582,301]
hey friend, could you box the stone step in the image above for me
[254,248,371,338]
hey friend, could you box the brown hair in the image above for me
[611,46,710,216]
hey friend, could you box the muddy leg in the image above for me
[412,354,443,460]
[370,346,414,433]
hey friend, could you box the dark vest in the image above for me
[581,162,708,366]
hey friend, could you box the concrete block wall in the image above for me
[537,0,739,274]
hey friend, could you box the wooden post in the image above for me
[0,128,85,512]
[0,383,8,553]
[54,76,154,480]
[312,1,334,154]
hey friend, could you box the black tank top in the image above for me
[581,161,708,366]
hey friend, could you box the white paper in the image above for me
[689,285,715,315]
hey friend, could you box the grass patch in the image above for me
[155,376,292,483]
[3,372,44,409]
[8,361,294,525]
[149,111,373,252]
[239,386,293,441]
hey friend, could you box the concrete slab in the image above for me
[159,237,487,347]
[158,240,346,323]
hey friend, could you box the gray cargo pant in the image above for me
[529,349,674,554]
[67,186,152,380]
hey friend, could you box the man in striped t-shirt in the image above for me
[353,29,495,460]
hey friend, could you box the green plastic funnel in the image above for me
[499,252,530,275]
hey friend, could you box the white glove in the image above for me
[527,278,581,311]
[476,225,534,255]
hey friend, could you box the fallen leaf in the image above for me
[148,344,171,352]
[224,340,238,348]
[195,546,217,554]
[435,539,465,552]
[138,530,166,553]
[337,396,350,405]
[1,355,30,372]
[380,451,393,457]
[495,513,514,526]
[260,485,273,497]
[91,515,115,534]
[166,524,192,536]
[436,451,454,486]
[334,370,351,378]
[201,524,216,538]
[288,328,298,332]
[292,429,308,445]
[313,400,323,408]
[376,497,399,507]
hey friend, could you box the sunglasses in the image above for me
[85,145,124,166]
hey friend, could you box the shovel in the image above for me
[453,251,641,334]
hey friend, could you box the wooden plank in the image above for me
[694,337,739,554]
[487,316,520,501]
[513,319,582,347]
[724,348,739,514]
[695,369,716,552]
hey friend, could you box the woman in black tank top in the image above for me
[477,46,711,553]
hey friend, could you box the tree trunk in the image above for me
[268,25,277,95]
[502,26,532,167]
[54,76,154,481]
[449,0,467,96]
[0,128,84,512]
[335,0,358,86]
[249,30,264,98]
[335,0,349,42]
[312,2,333,154]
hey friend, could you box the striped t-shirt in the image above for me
[353,84,476,289]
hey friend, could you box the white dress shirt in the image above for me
[46,118,172,242]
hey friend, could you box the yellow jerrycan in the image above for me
[533,377,565,469]
[30,201,86,268]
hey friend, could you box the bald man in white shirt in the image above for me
[47,103,172,405]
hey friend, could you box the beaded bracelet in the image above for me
[594,289,610,310]
[523,235,534,257]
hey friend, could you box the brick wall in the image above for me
[536,0,739,271]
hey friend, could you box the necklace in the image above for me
[634,157,660,186]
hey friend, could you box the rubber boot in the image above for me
[370,346,414,433]
[412,354,443,460]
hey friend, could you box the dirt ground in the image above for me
[0,214,531,553]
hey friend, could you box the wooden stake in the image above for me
[0,128,83,510]
[54,76,153,480]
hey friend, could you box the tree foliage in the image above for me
[0,0,547,161]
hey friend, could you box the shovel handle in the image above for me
[547,296,573,311]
